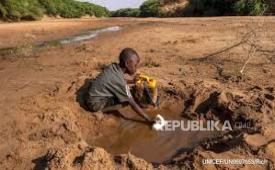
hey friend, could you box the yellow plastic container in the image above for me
[135,74,158,105]
[136,74,157,89]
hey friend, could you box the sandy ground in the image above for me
[0,17,274,169]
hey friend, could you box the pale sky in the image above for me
[78,0,146,11]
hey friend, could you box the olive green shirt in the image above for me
[88,63,132,103]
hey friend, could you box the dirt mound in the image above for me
[46,141,115,170]
[162,81,275,169]
[181,82,274,131]
[43,141,154,170]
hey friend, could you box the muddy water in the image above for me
[90,101,217,163]
[0,26,121,55]
[58,26,121,44]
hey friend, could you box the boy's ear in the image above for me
[125,60,130,68]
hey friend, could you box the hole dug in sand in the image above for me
[86,99,218,163]
[84,82,272,164]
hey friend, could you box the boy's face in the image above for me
[125,55,140,75]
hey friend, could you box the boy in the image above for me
[86,48,152,123]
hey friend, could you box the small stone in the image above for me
[265,142,275,160]
[94,112,104,121]
[265,94,274,101]
[244,133,267,149]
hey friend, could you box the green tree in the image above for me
[0,2,7,18]
[0,0,43,20]
[234,0,268,15]
[111,8,140,17]
[0,0,110,21]
[140,0,160,17]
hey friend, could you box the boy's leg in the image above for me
[86,100,105,112]
[86,96,126,112]
[101,97,125,112]
[102,104,124,112]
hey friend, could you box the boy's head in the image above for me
[119,48,140,75]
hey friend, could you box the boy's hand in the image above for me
[126,73,140,85]
[148,119,156,125]
[133,73,141,83]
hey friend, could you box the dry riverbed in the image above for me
[0,17,274,169]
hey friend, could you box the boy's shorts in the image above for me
[86,96,119,112]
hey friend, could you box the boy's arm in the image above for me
[126,73,140,85]
[128,98,153,123]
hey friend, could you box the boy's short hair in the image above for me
[119,48,139,67]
